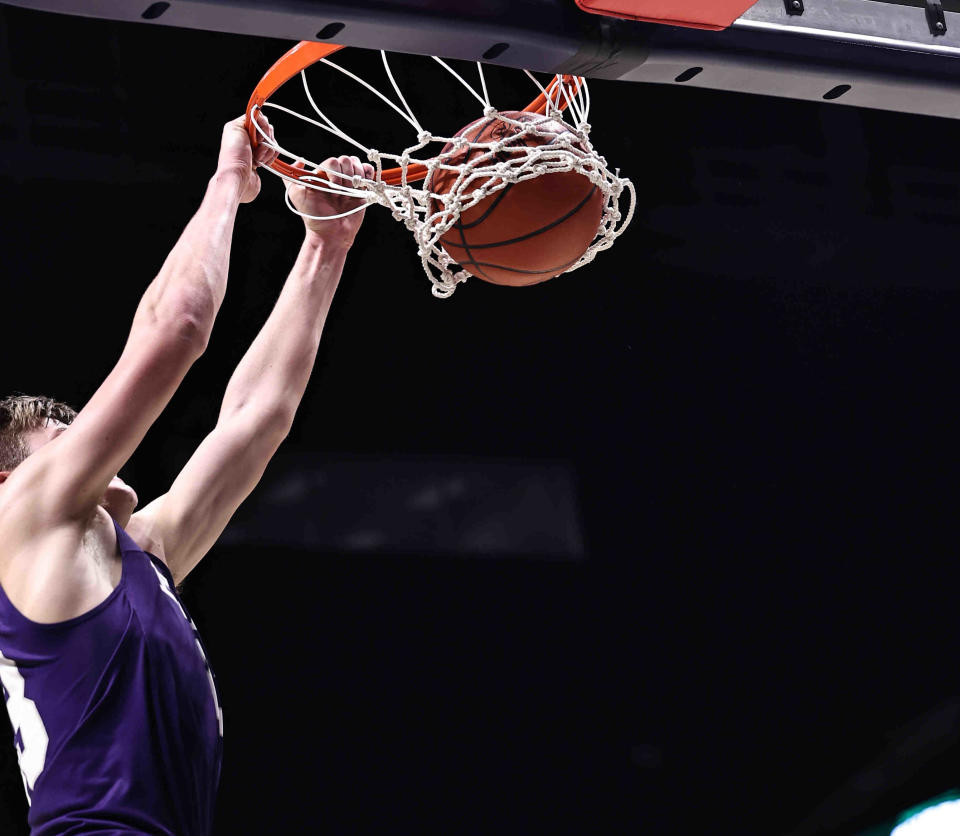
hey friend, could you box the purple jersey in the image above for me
[0,519,223,835]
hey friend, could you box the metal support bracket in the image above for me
[926,0,947,36]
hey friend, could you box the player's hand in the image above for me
[217,112,278,204]
[285,156,375,247]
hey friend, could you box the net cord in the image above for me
[381,51,425,136]
[477,62,491,111]
[431,56,490,110]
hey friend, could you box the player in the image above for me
[0,112,373,835]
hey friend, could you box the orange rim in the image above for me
[245,40,583,187]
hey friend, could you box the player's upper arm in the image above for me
[127,407,290,585]
[1,303,207,532]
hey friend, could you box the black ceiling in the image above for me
[1,5,959,835]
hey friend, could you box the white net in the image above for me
[250,54,636,298]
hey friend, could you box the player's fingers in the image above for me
[252,111,275,155]
[362,163,375,180]
[250,112,275,160]
[346,156,364,179]
[316,156,337,185]
[259,143,279,166]
[254,143,275,166]
[338,155,356,182]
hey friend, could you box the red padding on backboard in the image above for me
[574,0,756,30]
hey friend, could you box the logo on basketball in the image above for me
[490,121,521,163]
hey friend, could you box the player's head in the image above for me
[0,394,77,470]
[0,394,138,524]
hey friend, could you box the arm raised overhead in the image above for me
[0,113,277,562]
[128,156,372,585]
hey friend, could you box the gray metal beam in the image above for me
[6,0,960,119]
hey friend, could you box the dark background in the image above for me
[1,4,959,834]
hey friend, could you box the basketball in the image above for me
[426,111,605,287]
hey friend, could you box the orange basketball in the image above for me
[427,111,604,287]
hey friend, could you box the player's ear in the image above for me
[0,472,9,487]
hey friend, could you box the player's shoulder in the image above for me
[0,505,104,623]
[0,439,87,539]
[0,473,64,567]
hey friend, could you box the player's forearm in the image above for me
[218,233,349,428]
[137,169,245,344]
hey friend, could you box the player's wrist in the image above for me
[209,164,248,196]
[303,228,355,254]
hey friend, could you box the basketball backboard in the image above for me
[5,0,960,119]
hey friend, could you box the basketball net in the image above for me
[249,52,636,298]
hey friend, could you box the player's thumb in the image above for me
[283,159,307,200]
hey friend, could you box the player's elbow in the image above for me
[213,408,292,480]
[167,309,212,355]
[258,404,296,446]
[138,284,216,356]
[137,305,212,361]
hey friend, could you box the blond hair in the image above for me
[0,394,77,471]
